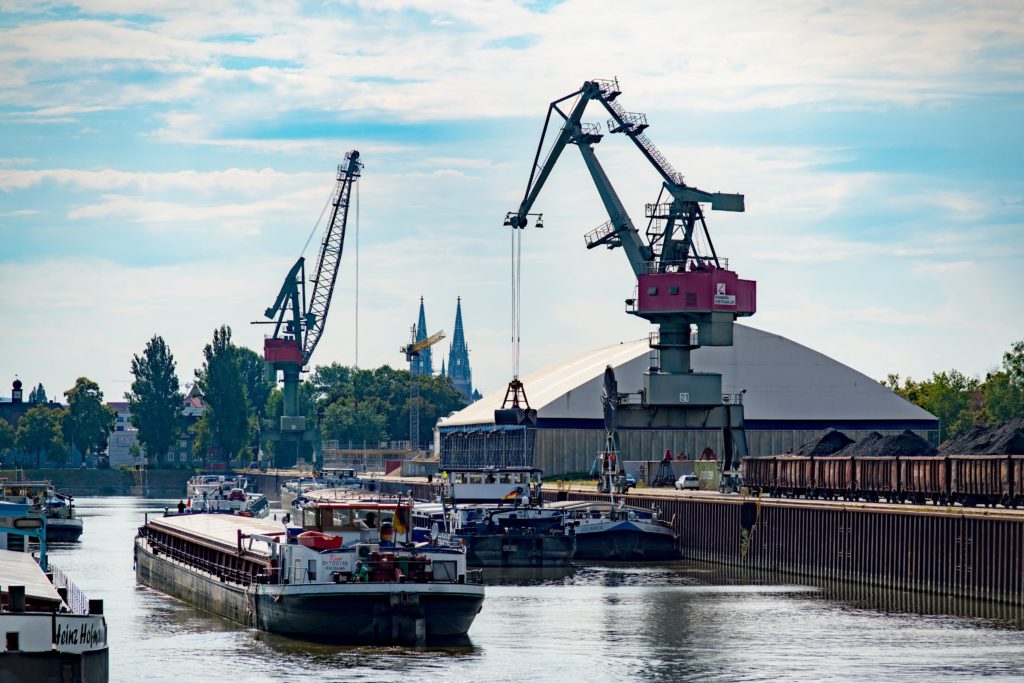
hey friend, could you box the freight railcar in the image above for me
[743,454,1021,508]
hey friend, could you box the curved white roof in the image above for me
[439,324,936,428]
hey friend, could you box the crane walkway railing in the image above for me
[595,80,684,186]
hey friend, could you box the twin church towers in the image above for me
[409,296,479,403]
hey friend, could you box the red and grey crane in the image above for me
[503,79,756,470]
[259,150,362,465]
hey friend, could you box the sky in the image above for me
[1,0,1022,405]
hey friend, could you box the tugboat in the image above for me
[1,481,84,542]
[427,466,576,568]
[135,495,485,644]
[0,501,108,681]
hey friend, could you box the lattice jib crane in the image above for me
[259,150,362,464]
[503,79,757,469]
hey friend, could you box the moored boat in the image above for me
[0,501,107,682]
[1,481,84,542]
[185,474,270,518]
[427,467,576,568]
[548,500,679,561]
[135,496,485,644]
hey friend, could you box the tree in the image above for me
[194,326,249,464]
[17,405,67,467]
[63,377,116,465]
[321,399,388,446]
[237,346,274,420]
[0,418,15,457]
[1003,339,1024,390]
[29,383,47,403]
[127,335,184,466]
[981,372,1023,423]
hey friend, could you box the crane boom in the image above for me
[303,150,362,365]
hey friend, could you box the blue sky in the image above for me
[1,0,1022,404]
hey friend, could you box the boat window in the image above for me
[453,473,465,484]
[321,508,354,531]
[302,508,318,530]
[469,474,483,484]
[499,473,511,484]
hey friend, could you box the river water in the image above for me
[46,497,1024,682]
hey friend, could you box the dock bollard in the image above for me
[9,585,25,612]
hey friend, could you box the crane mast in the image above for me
[260,151,363,467]
[505,79,756,470]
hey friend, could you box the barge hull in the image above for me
[465,534,574,568]
[573,529,679,561]
[135,539,482,643]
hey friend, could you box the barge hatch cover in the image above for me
[147,514,285,558]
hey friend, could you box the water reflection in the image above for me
[40,497,1024,682]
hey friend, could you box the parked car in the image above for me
[675,474,699,491]
[625,474,637,487]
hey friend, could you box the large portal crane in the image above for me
[259,150,363,466]
[402,328,446,449]
[504,79,756,469]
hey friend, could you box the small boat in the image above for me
[1,481,84,542]
[135,496,485,644]
[185,474,270,518]
[547,500,679,561]
[0,501,108,681]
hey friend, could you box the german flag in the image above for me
[502,489,519,501]
[393,506,410,534]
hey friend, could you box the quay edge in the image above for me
[378,477,1024,607]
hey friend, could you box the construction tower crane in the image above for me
[402,328,446,449]
[259,150,363,467]
[504,79,757,470]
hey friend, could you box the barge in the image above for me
[135,498,484,644]
[428,467,576,568]
[0,502,107,682]
[548,500,679,561]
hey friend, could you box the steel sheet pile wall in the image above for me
[546,490,1024,606]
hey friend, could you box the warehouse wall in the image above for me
[532,427,940,477]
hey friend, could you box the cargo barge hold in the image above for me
[134,501,485,645]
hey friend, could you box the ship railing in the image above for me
[139,527,258,587]
[50,563,90,615]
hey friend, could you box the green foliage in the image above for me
[0,418,15,453]
[194,325,250,463]
[126,335,184,461]
[312,363,466,447]
[884,338,1024,442]
[321,399,388,446]
[982,372,1024,424]
[16,405,68,467]
[28,383,47,403]
[237,346,274,420]
[1004,340,1024,390]
[63,377,116,460]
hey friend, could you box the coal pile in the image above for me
[939,417,1024,455]
[792,429,854,456]
[833,430,938,457]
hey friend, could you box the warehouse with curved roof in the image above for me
[437,324,938,476]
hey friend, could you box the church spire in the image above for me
[411,296,433,376]
[447,297,474,401]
